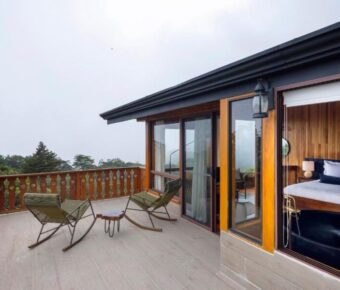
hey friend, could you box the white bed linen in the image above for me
[284,180,340,205]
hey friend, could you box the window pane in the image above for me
[229,98,262,243]
[153,175,177,195]
[153,121,180,176]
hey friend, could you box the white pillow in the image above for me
[324,161,340,177]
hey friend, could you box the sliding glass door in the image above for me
[229,97,262,243]
[183,117,212,227]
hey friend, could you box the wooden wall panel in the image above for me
[284,101,340,182]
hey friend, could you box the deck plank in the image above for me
[0,197,228,290]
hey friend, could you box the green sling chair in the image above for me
[24,193,96,251]
[124,179,181,232]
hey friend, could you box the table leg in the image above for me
[104,220,110,233]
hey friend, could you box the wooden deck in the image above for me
[0,197,229,290]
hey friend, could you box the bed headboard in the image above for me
[305,158,340,178]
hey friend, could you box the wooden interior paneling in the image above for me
[283,101,340,183]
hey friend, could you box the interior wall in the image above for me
[283,101,340,182]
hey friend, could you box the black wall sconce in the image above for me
[252,79,274,118]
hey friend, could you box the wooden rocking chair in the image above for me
[24,193,96,251]
[124,179,181,232]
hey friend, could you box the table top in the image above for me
[96,210,125,220]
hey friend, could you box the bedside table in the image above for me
[297,176,318,183]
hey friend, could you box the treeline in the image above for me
[0,142,143,175]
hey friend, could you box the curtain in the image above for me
[191,119,210,224]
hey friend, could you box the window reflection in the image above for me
[152,121,180,193]
[230,98,262,243]
[184,118,212,226]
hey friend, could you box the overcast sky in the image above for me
[0,0,339,164]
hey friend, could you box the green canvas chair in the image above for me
[124,179,181,232]
[24,193,96,251]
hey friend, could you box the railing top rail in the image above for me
[0,166,146,178]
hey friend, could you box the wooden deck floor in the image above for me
[0,197,230,290]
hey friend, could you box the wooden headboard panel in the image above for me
[304,158,340,178]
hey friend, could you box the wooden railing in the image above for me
[0,167,145,214]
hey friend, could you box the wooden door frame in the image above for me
[219,92,275,252]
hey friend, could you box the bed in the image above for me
[283,158,340,212]
[284,180,340,212]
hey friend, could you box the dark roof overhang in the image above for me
[100,22,340,124]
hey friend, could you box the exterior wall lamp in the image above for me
[252,79,274,118]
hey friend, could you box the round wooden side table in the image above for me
[96,210,125,237]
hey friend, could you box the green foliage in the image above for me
[0,165,19,175]
[58,160,73,171]
[0,143,143,175]
[22,142,63,173]
[4,155,25,170]
[73,154,96,170]
[98,158,143,168]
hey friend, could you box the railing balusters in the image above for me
[93,172,98,200]
[124,170,128,195]
[109,170,113,198]
[4,178,9,210]
[0,167,145,214]
[130,169,134,194]
[15,177,20,208]
[101,171,106,199]
[116,170,120,196]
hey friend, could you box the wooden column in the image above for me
[144,121,151,191]
[262,110,276,253]
[219,99,229,231]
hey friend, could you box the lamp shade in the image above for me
[302,161,315,172]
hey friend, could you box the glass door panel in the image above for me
[229,98,262,243]
[183,117,212,227]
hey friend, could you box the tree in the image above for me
[98,158,143,168]
[98,158,125,168]
[4,155,25,171]
[22,142,62,173]
[0,164,18,175]
[58,160,73,171]
[73,154,95,170]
